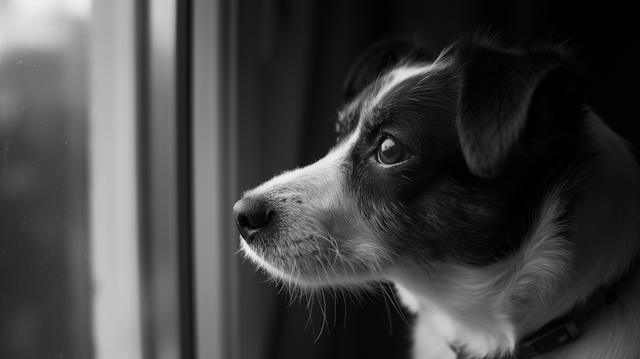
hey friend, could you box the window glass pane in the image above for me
[0,1,92,358]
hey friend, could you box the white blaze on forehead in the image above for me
[366,64,437,112]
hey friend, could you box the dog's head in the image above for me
[234,36,640,358]
[234,37,586,290]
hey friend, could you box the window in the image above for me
[0,1,236,358]
[1,1,94,358]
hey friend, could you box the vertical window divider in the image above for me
[192,0,240,359]
[90,2,143,359]
[138,0,194,358]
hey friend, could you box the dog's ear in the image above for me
[342,38,421,101]
[455,41,582,179]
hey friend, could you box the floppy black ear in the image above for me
[455,42,581,179]
[342,38,423,101]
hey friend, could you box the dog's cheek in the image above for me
[363,176,507,266]
[307,179,396,273]
[348,159,449,258]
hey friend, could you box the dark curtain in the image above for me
[236,1,638,359]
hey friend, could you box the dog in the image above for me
[233,36,640,359]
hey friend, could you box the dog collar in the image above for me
[452,280,620,359]
[516,284,618,358]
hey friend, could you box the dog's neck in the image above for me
[507,115,640,358]
[515,115,639,324]
[458,262,639,359]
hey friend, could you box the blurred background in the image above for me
[0,0,636,359]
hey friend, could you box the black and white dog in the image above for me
[234,37,640,359]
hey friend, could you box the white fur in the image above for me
[365,64,440,114]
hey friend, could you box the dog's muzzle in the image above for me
[233,196,273,244]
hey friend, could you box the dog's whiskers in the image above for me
[379,282,410,330]
[380,283,395,335]
[313,291,329,342]
[387,283,410,326]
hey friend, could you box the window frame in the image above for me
[191,0,240,359]
[92,1,239,358]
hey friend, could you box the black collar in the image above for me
[452,278,622,359]
[516,283,618,358]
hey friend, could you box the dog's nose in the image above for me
[233,196,272,243]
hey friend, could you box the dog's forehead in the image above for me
[367,64,438,110]
[338,61,451,134]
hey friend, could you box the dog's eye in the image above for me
[377,137,411,165]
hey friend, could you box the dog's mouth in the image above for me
[238,233,343,287]
[233,190,395,287]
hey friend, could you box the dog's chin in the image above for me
[240,236,386,289]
